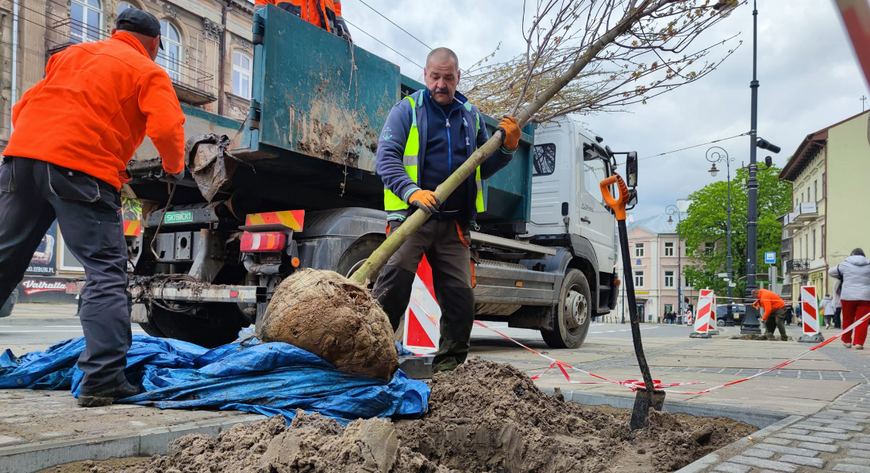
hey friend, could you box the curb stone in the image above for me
[0,414,265,473]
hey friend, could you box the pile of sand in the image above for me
[257,269,398,380]
[116,358,752,473]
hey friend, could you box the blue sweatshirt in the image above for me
[375,89,514,223]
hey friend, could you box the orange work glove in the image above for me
[497,116,520,151]
[408,189,441,214]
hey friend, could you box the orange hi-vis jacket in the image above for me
[752,289,787,321]
[255,0,344,33]
[4,32,185,190]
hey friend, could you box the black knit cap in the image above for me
[115,8,164,50]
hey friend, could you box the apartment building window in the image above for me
[814,180,818,203]
[801,192,804,203]
[705,242,715,255]
[71,0,102,44]
[664,242,674,257]
[664,271,675,287]
[634,270,644,287]
[822,226,826,257]
[634,243,644,257]
[807,186,810,203]
[232,51,253,99]
[812,229,817,260]
[116,2,134,14]
[158,20,182,82]
[822,172,826,199]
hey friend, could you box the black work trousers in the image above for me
[372,218,474,371]
[0,157,131,390]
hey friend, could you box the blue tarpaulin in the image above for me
[0,335,429,423]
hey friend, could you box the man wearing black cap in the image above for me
[0,8,186,407]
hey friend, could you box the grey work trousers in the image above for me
[764,307,788,341]
[0,157,131,390]
[372,218,474,371]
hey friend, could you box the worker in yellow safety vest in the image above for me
[372,47,520,372]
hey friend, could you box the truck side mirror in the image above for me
[626,152,638,188]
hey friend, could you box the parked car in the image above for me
[716,304,746,326]
[0,289,19,319]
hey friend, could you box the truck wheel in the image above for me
[148,303,247,348]
[138,320,167,338]
[335,238,384,280]
[0,289,18,319]
[541,269,591,349]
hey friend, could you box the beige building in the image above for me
[781,110,870,299]
[0,0,256,300]
[618,213,694,323]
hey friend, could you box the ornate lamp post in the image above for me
[666,199,690,323]
[707,146,735,326]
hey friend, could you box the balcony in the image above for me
[786,259,811,274]
[793,202,819,223]
[45,18,216,106]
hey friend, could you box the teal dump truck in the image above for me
[126,5,634,349]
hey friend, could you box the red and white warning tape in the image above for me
[474,310,870,395]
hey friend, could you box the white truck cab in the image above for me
[528,116,618,274]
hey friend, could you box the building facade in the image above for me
[617,213,693,323]
[781,110,870,299]
[0,0,256,301]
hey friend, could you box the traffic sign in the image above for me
[764,252,776,264]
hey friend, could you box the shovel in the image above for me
[600,175,665,430]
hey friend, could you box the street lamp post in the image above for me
[707,146,735,326]
[733,0,781,335]
[666,199,690,324]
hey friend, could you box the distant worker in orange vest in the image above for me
[254,0,351,41]
[0,7,186,407]
[752,288,788,341]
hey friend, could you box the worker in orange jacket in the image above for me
[254,0,351,40]
[752,288,788,341]
[0,8,186,407]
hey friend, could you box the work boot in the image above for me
[433,358,459,374]
[78,379,142,407]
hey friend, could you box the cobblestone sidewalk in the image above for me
[705,347,870,473]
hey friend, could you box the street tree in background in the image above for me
[680,165,791,298]
[464,0,744,121]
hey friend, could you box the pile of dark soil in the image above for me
[76,358,754,473]
[257,269,398,380]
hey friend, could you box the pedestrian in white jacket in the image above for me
[829,248,870,349]
[820,294,835,329]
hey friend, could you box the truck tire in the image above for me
[138,320,168,338]
[541,269,591,349]
[0,289,18,319]
[148,303,247,348]
[335,238,384,280]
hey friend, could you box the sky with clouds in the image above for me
[348,0,868,221]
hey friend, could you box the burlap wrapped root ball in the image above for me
[257,269,399,380]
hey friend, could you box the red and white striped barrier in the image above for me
[690,289,715,338]
[402,256,441,355]
[799,285,824,343]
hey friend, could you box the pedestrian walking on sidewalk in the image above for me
[0,8,185,407]
[821,294,835,329]
[834,288,843,329]
[829,248,870,349]
[752,288,788,341]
